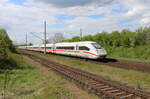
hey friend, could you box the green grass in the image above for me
[27,51,150,93]
[106,45,150,62]
[0,52,73,99]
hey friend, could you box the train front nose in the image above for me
[96,49,107,58]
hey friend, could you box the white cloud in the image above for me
[0,0,150,44]
[140,18,150,25]
[0,0,8,3]
[65,15,122,33]
[0,2,58,44]
[123,0,150,26]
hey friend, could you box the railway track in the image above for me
[21,51,150,99]
[46,53,150,73]
[83,58,150,73]
[26,50,150,73]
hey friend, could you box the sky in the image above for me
[0,0,150,44]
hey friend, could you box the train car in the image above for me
[53,41,107,59]
[46,43,54,52]
[30,45,40,52]
[23,41,107,59]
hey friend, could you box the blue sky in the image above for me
[112,9,128,13]
[0,0,150,44]
[55,14,76,21]
[9,0,26,5]
[87,14,104,19]
[111,1,129,13]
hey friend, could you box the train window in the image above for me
[56,47,63,49]
[91,43,101,49]
[79,46,90,51]
[47,47,51,49]
[56,46,74,50]
[40,47,50,49]
[67,46,74,50]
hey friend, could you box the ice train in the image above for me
[20,41,107,59]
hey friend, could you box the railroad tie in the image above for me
[113,92,125,96]
[98,85,109,89]
[101,87,114,91]
[106,89,119,93]
[92,83,104,87]
[120,94,133,99]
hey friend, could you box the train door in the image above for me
[52,43,55,53]
[77,43,85,58]
[75,44,80,57]
[78,45,90,58]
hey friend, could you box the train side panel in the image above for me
[23,41,107,59]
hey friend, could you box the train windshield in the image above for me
[91,43,101,49]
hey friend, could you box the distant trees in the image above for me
[28,43,33,46]
[67,36,81,42]
[63,27,150,48]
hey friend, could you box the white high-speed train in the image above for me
[20,41,107,59]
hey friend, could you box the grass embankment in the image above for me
[27,51,150,93]
[106,45,150,62]
[0,51,98,99]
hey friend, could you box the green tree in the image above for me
[0,28,15,60]
[83,35,93,41]
[110,31,121,47]
[62,26,150,48]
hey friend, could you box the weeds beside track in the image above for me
[21,51,150,99]
[27,50,150,73]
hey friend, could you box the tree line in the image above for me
[0,28,15,61]
[63,27,150,48]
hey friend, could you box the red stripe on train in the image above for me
[30,48,101,57]
[83,51,100,56]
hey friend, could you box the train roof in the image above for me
[56,41,96,44]
[23,41,97,48]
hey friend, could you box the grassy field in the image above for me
[0,52,98,99]
[27,51,150,93]
[106,45,150,62]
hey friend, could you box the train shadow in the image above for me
[27,51,118,63]
[95,58,118,63]
[50,53,118,63]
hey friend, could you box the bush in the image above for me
[0,28,15,52]
[0,28,16,69]
[106,45,150,61]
